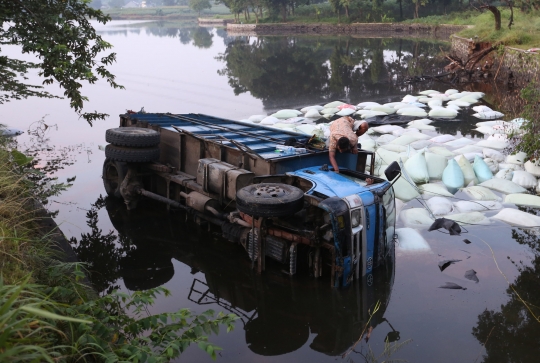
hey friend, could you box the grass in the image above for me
[104,4,233,19]
[0,128,238,361]
[407,9,540,49]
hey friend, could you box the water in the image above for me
[3,21,539,362]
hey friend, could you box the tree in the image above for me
[0,0,123,125]
[189,0,212,15]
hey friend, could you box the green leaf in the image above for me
[20,306,93,324]
[11,150,34,166]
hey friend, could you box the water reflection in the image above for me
[472,208,540,363]
[71,196,396,357]
[216,36,450,109]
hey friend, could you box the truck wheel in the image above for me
[236,183,304,217]
[105,144,160,163]
[103,158,127,198]
[106,127,160,148]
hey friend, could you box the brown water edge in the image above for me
[227,23,469,39]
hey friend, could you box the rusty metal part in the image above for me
[146,162,174,173]
[140,189,186,210]
[120,167,144,210]
[267,228,311,245]
[180,191,221,215]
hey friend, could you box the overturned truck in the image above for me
[102,113,401,288]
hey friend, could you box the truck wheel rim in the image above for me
[254,185,287,198]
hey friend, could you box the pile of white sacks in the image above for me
[241,89,540,230]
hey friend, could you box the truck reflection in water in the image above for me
[71,196,397,357]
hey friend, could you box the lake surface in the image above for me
[3,21,539,363]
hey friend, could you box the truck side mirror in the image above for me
[384,161,401,182]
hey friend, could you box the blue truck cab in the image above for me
[103,113,400,288]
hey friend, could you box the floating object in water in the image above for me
[428,99,442,108]
[475,139,508,150]
[462,186,500,201]
[446,104,461,111]
[445,89,459,95]
[400,208,435,228]
[506,152,527,165]
[395,228,431,253]
[260,116,279,125]
[324,101,345,108]
[427,196,454,215]
[402,95,418,103]
[376,134,397,145]
[336,108,355,116]
[404,152,430,184]
[483,148,505,162]
[321,107,340,115]
[301,105,324,113]
[442,159,465,194]
[524,160,540,177]
[305,109,321,118]
[444,138,475,148]
[472,111,504,120]
[475,126,496,135]
[419,183,454,197]
[439,282,467,290]
[372,125,402,134]
[479,178,526,194]
[272,109,302,119]
[357,101,380,109]
[472,105,493,113]
[453,200,502,213]
[438,259,462,272]
[391,134,420,146]
[425,152,447,179]
[428,218,462,235]
[482,158,499,173]
[494,168,514,180]
[397,108,427,117]
[505,193,540,208]
[418,90,439,95]
[430,134,456,143]
[473,156,493,183]
[463,239,472,244]
[457,155,478,186]
[464,269,479,283]
[430,93,451,102]
[512,170,537,189]
[370,105,397,114]
[249,114,266,122]
[429,147,456,158]
[337,104,355,110]
[411,140,433,150]
[361,111,388,119]
[492,208,540,227]
[447,100,471,107]
[429,108,458,118]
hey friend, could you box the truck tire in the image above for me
[105,144,160,163]
[236,183,304,217]
[102,158,127,198]
[105,127,160,148]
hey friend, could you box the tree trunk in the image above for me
[345,5,349,18]
[415,1,419,18]
[505,0,514,29]
[282,4,287,21]
[244,9,248,21]
[399,0,403,20]
[253,8,259,24]
[481,5,501,30]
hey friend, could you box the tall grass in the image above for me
[0,131,237,362]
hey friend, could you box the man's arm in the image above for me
[329,150,340,173]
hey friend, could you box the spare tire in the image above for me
[106,127,160,148]
[102,158,127,198]
[105,144,160,163]
[236,183,304,217]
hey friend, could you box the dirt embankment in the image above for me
[446,35,540,88]
[227,23,469,38]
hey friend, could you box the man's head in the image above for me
[355,121,369,136]
[337,137,351,153]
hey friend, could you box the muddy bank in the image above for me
[449,35,540,88]
[227,23,469,38]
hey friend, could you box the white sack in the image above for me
[325,101,345,108]
[476,140,508,150]
[483,158,499,173]
[430,134,456,143]
[400,208,435,229]
[429,147,456,158]
[472,111,504,120]
[357,102,380,109]
[427,197,453,215]
[444,138,475,148]
[492,208,540,227]
[444,212,490,225]
[260,116,280,125]
[462,186,501,201]
[506,152,527,165]
[505,194,540,208]
[336,108,356,116]
[249,114,267,122]
[425,152,448,180]
[442,159,465,194]
[411,140,433,150]
[473,156,493,183]
[479,178,526,194]
[419,183,454,197]
[372,125,402,134]
[301,105,324,112]
[429,108,458,118]
[512,170,537,189]
[457,155,478,186]
[495,169,514,181]
[483,148,505,162]
[525,160,540,177]
[404,152,430,184]
[396,228,431,253]
[376,134,397,144]
[305,109,322,118]
[454,200,502,213]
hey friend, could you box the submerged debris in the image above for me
[428,218,462,235]
[438,259,462,272]
[439,282,467,290]
[464,269,479,283]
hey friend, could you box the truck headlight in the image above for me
[351,209,361,228]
